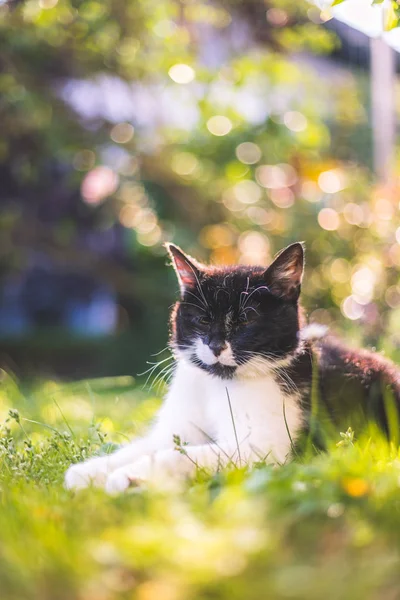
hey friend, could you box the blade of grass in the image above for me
[226,387,241,467]
[52,398,76,438]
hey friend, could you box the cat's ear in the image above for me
[166,243,203,296]
[263,242,304,301]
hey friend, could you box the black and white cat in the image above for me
[65,242,400,493]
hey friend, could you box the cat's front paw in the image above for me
[104,456,152,495]
[64,456,113,490]
[104,451,192,494]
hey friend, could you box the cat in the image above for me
[65,242,400,493]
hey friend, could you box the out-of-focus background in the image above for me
[4,6,400,598]
[1,0,400,380]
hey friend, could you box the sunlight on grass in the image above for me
[1,372,400,599]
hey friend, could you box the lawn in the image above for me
[1,370,400,600]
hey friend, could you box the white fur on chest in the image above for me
[64,359,304,492]
[168,361,303,464]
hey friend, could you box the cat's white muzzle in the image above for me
[194,339,237,367]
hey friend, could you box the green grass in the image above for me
[2,371,400,600]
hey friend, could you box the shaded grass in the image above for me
[1,371,400,599]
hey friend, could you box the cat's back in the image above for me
[313,336,400,432]
[316,337,400,391]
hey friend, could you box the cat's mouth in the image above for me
[188,339,238,378]
[192,359,237,379]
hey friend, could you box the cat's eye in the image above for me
[198,316,211,325]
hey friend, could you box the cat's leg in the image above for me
[105,441,248,493]
[64,432,167,490]
[104,412,294,493]
[65,363,208,490]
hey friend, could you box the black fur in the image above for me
[167,242,400,442]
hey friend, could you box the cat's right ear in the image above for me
[166,244,202,296]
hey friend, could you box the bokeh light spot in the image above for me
[341,296,364,320]
[134,208,158,234]
[168,64,195,84]
[81,166,119,205]
[235,142,262,165]
[119,204,139,228]
[283,111,307,132]
[246,207,271,226]
[171,152,199,176]
[233,180,262,205]
[137,226,162,247]
[206,116,232,136]
[385,285,400,308]
[238,231,270,265]
[110,123,134,144]
[351,267,375,305]
[266,7,288,26]
[222,190,244,213]
[318,208,339,231]
[256,165,286,189]
[270,187,294,209]
[343,203,363,226]
[318,169,346,194]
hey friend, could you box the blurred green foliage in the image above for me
[1,0,400,378]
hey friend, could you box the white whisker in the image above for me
[185,261,209,310]
[184,289,208,311]
[242,285,270,310]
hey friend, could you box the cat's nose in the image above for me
[208,339,227,357]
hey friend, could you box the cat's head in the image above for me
[167,242,304,379]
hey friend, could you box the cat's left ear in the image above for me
[263,242,304,301]
[166,243,203,296]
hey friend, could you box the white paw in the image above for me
[64,456,113,490]
[105,456,153,495]
[104,469,134,494]
[104,452,192,495]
